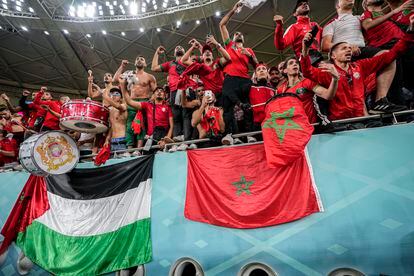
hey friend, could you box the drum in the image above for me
[60,100,109,133]
[19,131,79,176]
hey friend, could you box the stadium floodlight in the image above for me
[63,29,69,34]
[196,19,200,25]
[215,11,220,17]
[2,3,7,9]
[121,31,125,36]
[86,33,91,38]
[21,26,28,31]
[44,30,50,35]
[139,27,144,33]
[129,1,137,15]
[102,30,107,35]
[176,20,181,27]
[77,5,85,17]
[86,4,95,17]
[156,27,161,32]
[29,6,34,12]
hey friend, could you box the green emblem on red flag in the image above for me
[232,175,254,196]
[262,107,302,143]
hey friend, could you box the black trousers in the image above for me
[221,75,251,134]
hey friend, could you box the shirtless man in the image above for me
[102,87,129,157]
[114,56,157,153]
[88,72,114,107]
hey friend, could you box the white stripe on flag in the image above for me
[36,179,151,237]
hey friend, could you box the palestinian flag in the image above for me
[0,156,153,275]
[262,93,314,167]
[185,144,323,229]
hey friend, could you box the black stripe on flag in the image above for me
[46,155,154,200]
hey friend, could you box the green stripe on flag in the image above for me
[16,219,151,276]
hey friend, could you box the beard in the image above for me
[135,63,144,69]
[175,51,184,57]
[156,96,164,101]
[235,37,244,43]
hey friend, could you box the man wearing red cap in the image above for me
[301,16,414,120]
[219,1,258,144]
[274,0,323,64]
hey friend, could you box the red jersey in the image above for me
[201,60,225,94]
[360,11,405,48]
[277,79,319,123]
[160,60,187,91]
[223,40,256,79]
[33,91,61,130]
[140,102,172,135]
[0,138,18,164]
[200,107,222,137]
[274,16,322,57]
[249,85,275,123]
[391,0,413,29]
[300,34,413,120]
[27,97,47,128]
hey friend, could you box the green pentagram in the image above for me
[232,175,254,196]
[262,107,302,143]
[19,192,25,203]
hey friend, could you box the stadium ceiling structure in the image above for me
[0,0,343,97]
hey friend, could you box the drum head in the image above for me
[32,131,79,175]
[60,119,108,133]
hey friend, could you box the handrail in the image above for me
[80,109,414,159]
[1,109,413,171]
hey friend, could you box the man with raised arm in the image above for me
[152,45,187,142]
[322,0,404,114]
[121,78,173,150]
[301,15,414,120]
[102,87,129,156]
[274,0,323,63]
[219,1,258,145]
[113,56,157,153]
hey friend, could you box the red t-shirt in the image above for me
[201,59,225,94]
[391,0,413,29]
[161,60,187,91]
[0,138,18,164]
[360,11,405,48]
[33,91,61,130]
[223,40,255,79]
[249,85,275,123]
[277,79,319,123]
[27,100,47,128]
[140,102,172,135]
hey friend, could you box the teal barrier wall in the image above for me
[1,124,414,276]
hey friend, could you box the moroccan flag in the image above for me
[262,94,314,167]
[185,144,323,229]
[0,156,153,275]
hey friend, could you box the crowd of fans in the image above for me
[1,0,414,168]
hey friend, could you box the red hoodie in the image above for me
[274,16,322,57]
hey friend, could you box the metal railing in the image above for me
[1,109,413,172]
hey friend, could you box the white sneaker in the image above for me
[221,134,234,145]
[177,144,189,151]
[173,135,184,142]
[188,143,198,149]
[234,138,243,144]
[131,150,141,156]
[247,136,257,143]
[168,145,178,153]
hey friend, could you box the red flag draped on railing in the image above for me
[261,94,314,167]
[185,144,323,229]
